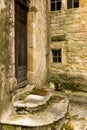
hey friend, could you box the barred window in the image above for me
[50,0,61,11]
[52,49,62,63]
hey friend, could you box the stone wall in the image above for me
[0,0,16,121]
[48,1,87,91]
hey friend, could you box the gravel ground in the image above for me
[68,101,87,130]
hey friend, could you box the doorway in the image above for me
[15,0,28,84]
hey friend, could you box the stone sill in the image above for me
[51,63,62,66]
[49,8,80,15]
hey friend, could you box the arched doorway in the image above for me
[15,0,28,84]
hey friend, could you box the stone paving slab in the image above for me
[1,97,68,127]
[56,91,87,130]
[70,119,87,130]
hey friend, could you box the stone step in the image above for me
[1,96,69,130]
[13,87,52,114]
[0,119,64,130]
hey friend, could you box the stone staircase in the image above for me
[1,85,69,130]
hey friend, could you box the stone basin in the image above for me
[13,88,52,113]
[14,93,51,109]
[24,94,46,107]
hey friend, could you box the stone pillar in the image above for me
[27,0,47,87]
[27,2,38,85]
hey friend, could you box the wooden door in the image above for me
[15,0,28,83]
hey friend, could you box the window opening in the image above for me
[67,0,79,9]
[50,0,61,11]
[52,49,62,63]
[74,0,79,8]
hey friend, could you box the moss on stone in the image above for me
[46,72,87,92]
[31,88,48,96]
[65,112,71,120]
[19,92,30,100]
[0,3,14,119]
[1,124,15,130]
[61,122,74,130]
[0,10,7,64]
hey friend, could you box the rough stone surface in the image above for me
[46,73,87,92]
[0,0,48,122]
[0,0,16,121]
[27,0,47,86]
[57,91,87,130]
[13,91,52,113]
[1,0,87,129]
[49,0,87,91]
[1,96,68,127]
[1,91,87,130]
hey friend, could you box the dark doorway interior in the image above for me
[15,0,28,84]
